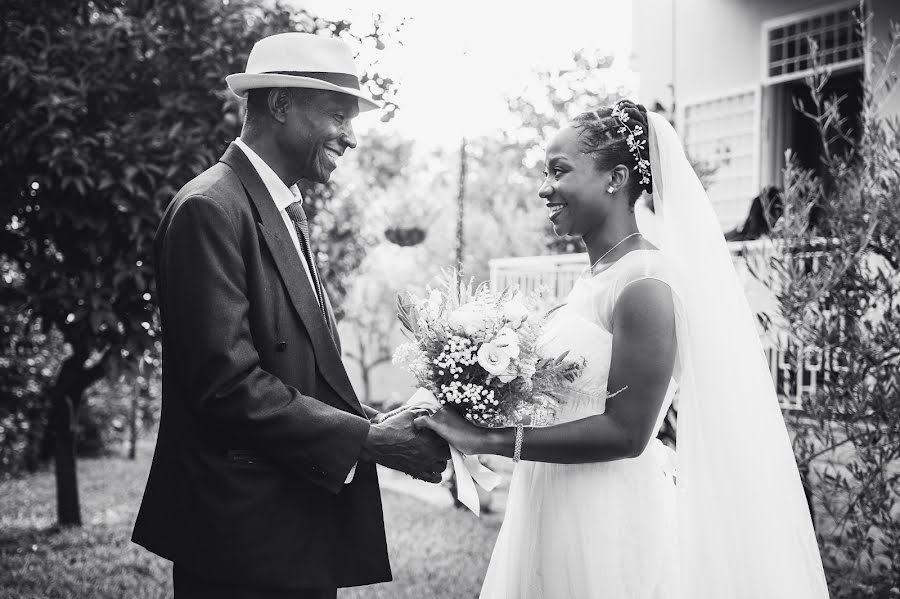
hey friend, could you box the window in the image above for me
[682,90,759,231]
[765,2,865,84]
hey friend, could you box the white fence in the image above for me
[489,240,831,411]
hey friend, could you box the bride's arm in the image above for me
[417,279,677,464]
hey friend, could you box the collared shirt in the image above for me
[233,138,357,484]
[233,137,320,307]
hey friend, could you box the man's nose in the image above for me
[341,122,357,150]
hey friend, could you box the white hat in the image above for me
[226,32,380,112]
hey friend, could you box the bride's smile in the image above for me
[546,200,567,221]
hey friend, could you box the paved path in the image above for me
[377,455,516,514]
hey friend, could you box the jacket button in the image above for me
[276,341,287,351]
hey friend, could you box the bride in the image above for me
[416,100,830,598]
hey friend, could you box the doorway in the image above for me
[761,67,863,188]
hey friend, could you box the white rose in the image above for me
[497,372,517,384]
[448,304,490,337]
[477,342,511,376]
[493,327,521,358]
[502,298,529,328]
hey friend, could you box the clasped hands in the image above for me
[360,405,451,483]
[361,400,491,483]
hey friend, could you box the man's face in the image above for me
[278,90,360,184]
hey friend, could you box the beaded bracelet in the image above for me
[513,424,524,463]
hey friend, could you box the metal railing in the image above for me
[488,240,830,410]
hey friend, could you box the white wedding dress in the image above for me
[479,112,830,598]
[480,250,680,599]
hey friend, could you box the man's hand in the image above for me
[360,409,450,483]
[369,405,410,425]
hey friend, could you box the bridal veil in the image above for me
[643,111,830,598]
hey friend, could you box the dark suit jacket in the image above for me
[132,143,391,590]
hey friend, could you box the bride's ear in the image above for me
[608,164,630,193]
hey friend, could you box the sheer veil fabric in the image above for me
[642,112,829,597]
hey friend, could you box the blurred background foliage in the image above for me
[0,0,401,524]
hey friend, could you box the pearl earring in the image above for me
[607,186,615,193]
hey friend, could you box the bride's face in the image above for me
[539,126,611,238]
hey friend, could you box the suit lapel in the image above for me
[220,144,364,417]
[322,287,342,355]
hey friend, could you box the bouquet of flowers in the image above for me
[393,272,586,428]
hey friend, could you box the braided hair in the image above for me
[572,100,652,208]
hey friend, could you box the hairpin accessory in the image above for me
[611,102,651,188]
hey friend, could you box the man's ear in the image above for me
[267,88,292,124]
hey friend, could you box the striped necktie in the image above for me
[284,201,329,325]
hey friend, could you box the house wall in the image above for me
[633,0,899,113]
[871,1,900,117]
[632,0,900,230]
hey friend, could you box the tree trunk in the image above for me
[455,138,467,275]
[47,349,108,527]
[356,334,371,404]
[128,385,138,461]
[52,394,81,526]
[129,362,144,461]
[360,366,371,405]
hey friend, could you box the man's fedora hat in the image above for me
[226,32,380,112]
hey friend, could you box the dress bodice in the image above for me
[481,249,681,599]
[539,250,678,429]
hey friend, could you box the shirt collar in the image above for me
[233,137,303,211]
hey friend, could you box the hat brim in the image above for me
[225,73,380,112]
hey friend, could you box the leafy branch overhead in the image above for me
[0,0,401,365]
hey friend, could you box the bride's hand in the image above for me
[414,408,486,455]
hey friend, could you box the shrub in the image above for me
[766,14,900,596]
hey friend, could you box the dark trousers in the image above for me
[173,565,337,599]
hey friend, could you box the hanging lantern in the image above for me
[381,196,437,248]
[384,226,427,247]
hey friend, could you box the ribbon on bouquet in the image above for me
[406,388,502,516]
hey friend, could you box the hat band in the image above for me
[264,71,360,90]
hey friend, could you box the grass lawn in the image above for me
[0,445,502,599]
